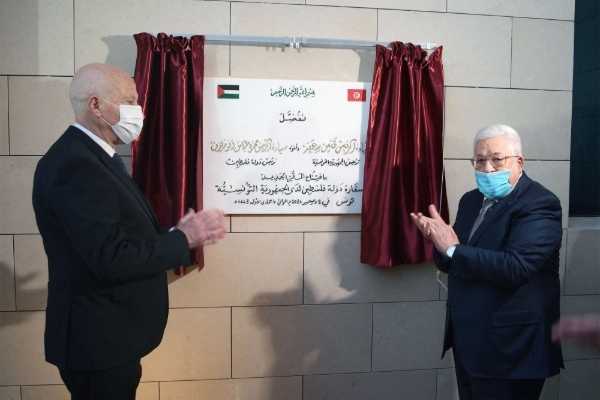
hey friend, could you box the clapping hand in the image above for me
[176,208,227,248]
[410,204,459,254]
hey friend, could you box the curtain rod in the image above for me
[149,32,438,52]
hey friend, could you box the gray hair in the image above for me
[473,124,522,156]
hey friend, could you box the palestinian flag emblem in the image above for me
[217,85,239,99]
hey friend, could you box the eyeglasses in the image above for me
[470,155,518,170]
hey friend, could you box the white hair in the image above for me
[473,124,522,156]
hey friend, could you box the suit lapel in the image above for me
[467,173,533,245]
[66,127,161,230]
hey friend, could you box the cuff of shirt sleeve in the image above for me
[446,245,457,258]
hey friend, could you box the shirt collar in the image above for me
[73,123,115,157]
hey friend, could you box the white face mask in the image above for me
[99,97,144,144]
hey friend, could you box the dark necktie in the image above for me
[112,153,129,176]
[468,199,495,242]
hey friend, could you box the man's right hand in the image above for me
[175,208,227,248]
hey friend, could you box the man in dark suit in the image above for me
[32,63,227,399]
[411,124,563,400]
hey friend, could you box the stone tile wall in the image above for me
[1,1,596,399]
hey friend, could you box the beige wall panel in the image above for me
[14,235,48,311]
[0,236,16,311]
[559,359,600,400]
[0,311,62,385]
[0,77,8,155]
[436,368,458,400]
[141,307,230,381]
[231,214,361,232]
[512,19,574,90]
[443,160,570,227]
[378,11,512,88]
[160,376,302,400]
[9,77,72,156]
[20,384,156,400]
[230,3,377,81]
[442,159,477,225]
[306,0,445,11]
[0,0,74,76]
[540,374,560,400]
[372,301,453,371]
[304,232,439,303]
[560,295,600,361]
[74,0,230,77]
[565,228,600,295]
[524,161,570,227]
[168,233,303,307]
[444,88,572,160]
[0,156,40,234]
[231,47,375,81]
[304,370,438,400]
[20,385,69,400]
[448,0,575,20]
[136,382,159,400]
[0,386,20,400]
[569,218,600,229]
[232,304,371,377]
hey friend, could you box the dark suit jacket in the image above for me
[434,171,563,379]
[32,126,191,371]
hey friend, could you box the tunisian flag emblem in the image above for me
[347,89,367,102]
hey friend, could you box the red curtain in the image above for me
[360,42,448,267]
[131,32,205,275]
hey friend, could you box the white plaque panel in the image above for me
[203,78,370,214]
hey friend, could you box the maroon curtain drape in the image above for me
[131,32,205,275]
[360,42,448,267]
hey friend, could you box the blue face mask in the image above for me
[474,159,516,200]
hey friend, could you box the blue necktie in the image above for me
[468,199,495,242]
[112,153,129,176]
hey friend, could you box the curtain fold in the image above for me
[131,32,205,275]
[360,42,448,267]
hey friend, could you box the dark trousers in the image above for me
[59,359,142,400]
[452,348,545,400]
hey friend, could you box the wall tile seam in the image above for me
[378,8,573,22]
[232,368,372,380]
[227,229,361,233]
[444,86,573,93]
[561,355,600,361]
[3,75,73,78]
[170,298,447,309]
[559,294,600,298]
[234,3,444,14]
[444,158,572,162]
[0,310,43,314]
[228,302,377,309]
[370,366,451,374]
[454,13,574,22]
[231,367,445,380]
[230,1,573,22]
[371,299,447,305]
